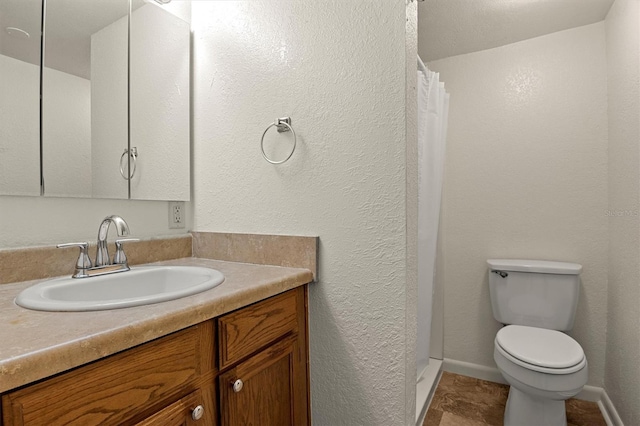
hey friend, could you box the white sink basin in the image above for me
[15,266,225,312]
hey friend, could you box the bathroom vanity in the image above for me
[0,258,312,425]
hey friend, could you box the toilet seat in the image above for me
[495,325,586,374]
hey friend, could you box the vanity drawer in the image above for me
[218,288,301,370]
[2,321,215,426]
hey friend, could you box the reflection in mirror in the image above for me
[0,0,42,196]
[42,0,129,199]
[130,0,190,201]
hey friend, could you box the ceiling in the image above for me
[2,1,616,77]
[418,0,615,62]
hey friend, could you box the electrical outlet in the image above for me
[169,201,185,229]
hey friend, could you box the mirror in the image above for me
[1,0,191,200]
[130,0,190,200]
[0,0,42,196]
[42,0,129,198]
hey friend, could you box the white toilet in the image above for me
[488,259,588,426]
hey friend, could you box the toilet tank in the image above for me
[488,259,582,331]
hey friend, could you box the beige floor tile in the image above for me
[424,372,606,426]
[423,409,444,426]
[439,412,488,426]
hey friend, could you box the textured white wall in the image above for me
[0,55,40,196]
[429,23,609,386]
[191,1,413,424]
[405,0,418,422]
[0,196,191,249]
[604,1,640,423]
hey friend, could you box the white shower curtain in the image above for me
[416,56,449,380]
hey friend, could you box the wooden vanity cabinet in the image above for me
[1,286,309,426]
[1,321,218,426]
[217,287,309,426]
[134,389,211,426]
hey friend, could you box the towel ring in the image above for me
[261,117,296,164]
[119,147,138,180]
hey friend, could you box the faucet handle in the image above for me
[114,238,140,265]
[57,242,93,272]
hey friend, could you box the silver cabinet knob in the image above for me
[191,405,204,421]
[233,379,244,393]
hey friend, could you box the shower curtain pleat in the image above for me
[416,58,449,381]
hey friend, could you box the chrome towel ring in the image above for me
[261,117,296,164]
[119,147,138,180]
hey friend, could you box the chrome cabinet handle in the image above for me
[191,405,204,421]
[233,379,244,393]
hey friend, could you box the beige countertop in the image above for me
[0,257,313,394]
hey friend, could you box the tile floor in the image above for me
[423,372,607,426]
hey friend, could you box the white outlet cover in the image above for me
[169,201,185,229]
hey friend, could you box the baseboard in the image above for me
[576,385,602,402]
[442,358,506,384]
[599,390,625,426]
[442,358,624,426]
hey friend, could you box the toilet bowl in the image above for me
[494,325,588,426]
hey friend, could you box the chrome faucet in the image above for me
[95,215,131,267]
[57,215,139,278]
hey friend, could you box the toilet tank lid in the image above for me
[487,259,582,275]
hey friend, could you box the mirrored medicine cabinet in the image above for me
[0,0,190,200]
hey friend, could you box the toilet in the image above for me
[488,259,588,426]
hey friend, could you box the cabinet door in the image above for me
[2,322,214,426]
[219,336,306,426]
[218,289,299,370]
[135,389,212,426]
